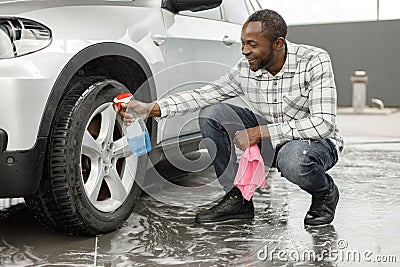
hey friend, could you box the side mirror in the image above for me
[162,0,222,13]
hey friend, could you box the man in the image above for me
[115,9,343,226]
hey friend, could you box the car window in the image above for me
[222,0,249,24]
[179,6,222,21]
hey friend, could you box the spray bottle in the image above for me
[114,93,152,156]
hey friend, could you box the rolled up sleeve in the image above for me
[157,62,245,118]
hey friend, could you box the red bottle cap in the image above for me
[113,93,133,110]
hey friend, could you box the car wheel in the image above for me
[25,76,145,235]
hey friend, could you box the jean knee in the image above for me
[198,103,228,131]
[277,150,320,188]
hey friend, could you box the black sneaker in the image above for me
[195,187,254,223]
[304,183,339,226]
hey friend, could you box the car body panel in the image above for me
[158,8,242,142]
[0,0,168,150]
[0,0,263,198]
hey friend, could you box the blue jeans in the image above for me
[198,103,339,198]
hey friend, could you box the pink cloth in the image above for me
[234,145,266,201]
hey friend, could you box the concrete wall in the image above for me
[287,19,400,106]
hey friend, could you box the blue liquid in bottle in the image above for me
[127,129,152,156]
[125,109,152,156]
[144,130,152,152]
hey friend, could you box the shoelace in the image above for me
[210,193,240,212]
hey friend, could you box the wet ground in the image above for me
[1,110,400,266]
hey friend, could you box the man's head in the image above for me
[241,9,287,73]
[247,9,287,42]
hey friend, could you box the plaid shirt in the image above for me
[157,41,344,150]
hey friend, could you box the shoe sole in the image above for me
[195,213,254,224]
[304,222,332,228]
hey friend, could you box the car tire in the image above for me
[25,76,145,236]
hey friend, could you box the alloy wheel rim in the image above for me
[80,103,137,212]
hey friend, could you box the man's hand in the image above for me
[233,126,270,151]
[113,100,160,125]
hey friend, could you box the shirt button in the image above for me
[274,114,279,118]
[273,98,277,102]
[273,81,277,86]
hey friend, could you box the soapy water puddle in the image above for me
[1,144,399,266]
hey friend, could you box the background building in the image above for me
[261,0,400,106]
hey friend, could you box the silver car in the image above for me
[0,0,261,235]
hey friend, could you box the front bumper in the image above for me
[0,129,46,197]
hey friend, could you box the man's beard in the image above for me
[250,48,274,72]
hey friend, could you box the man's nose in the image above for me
[242,45,250,55]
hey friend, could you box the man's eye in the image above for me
[251,45,258,48]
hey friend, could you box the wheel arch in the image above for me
[38,42,158,139]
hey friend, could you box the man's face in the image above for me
[241,21,275,72]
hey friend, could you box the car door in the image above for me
[158,0,248,143]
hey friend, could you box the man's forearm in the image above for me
[149,102,161,117]
[259,125,270,139]
[234,125,271,151]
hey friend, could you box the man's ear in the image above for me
[274,37,285,50]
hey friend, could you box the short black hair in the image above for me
[246,9,287,42]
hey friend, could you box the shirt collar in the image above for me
[255,40,297,77]
[284,40,298,73]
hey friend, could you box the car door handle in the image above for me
[222,35,235,46]
[152,34,166,46]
